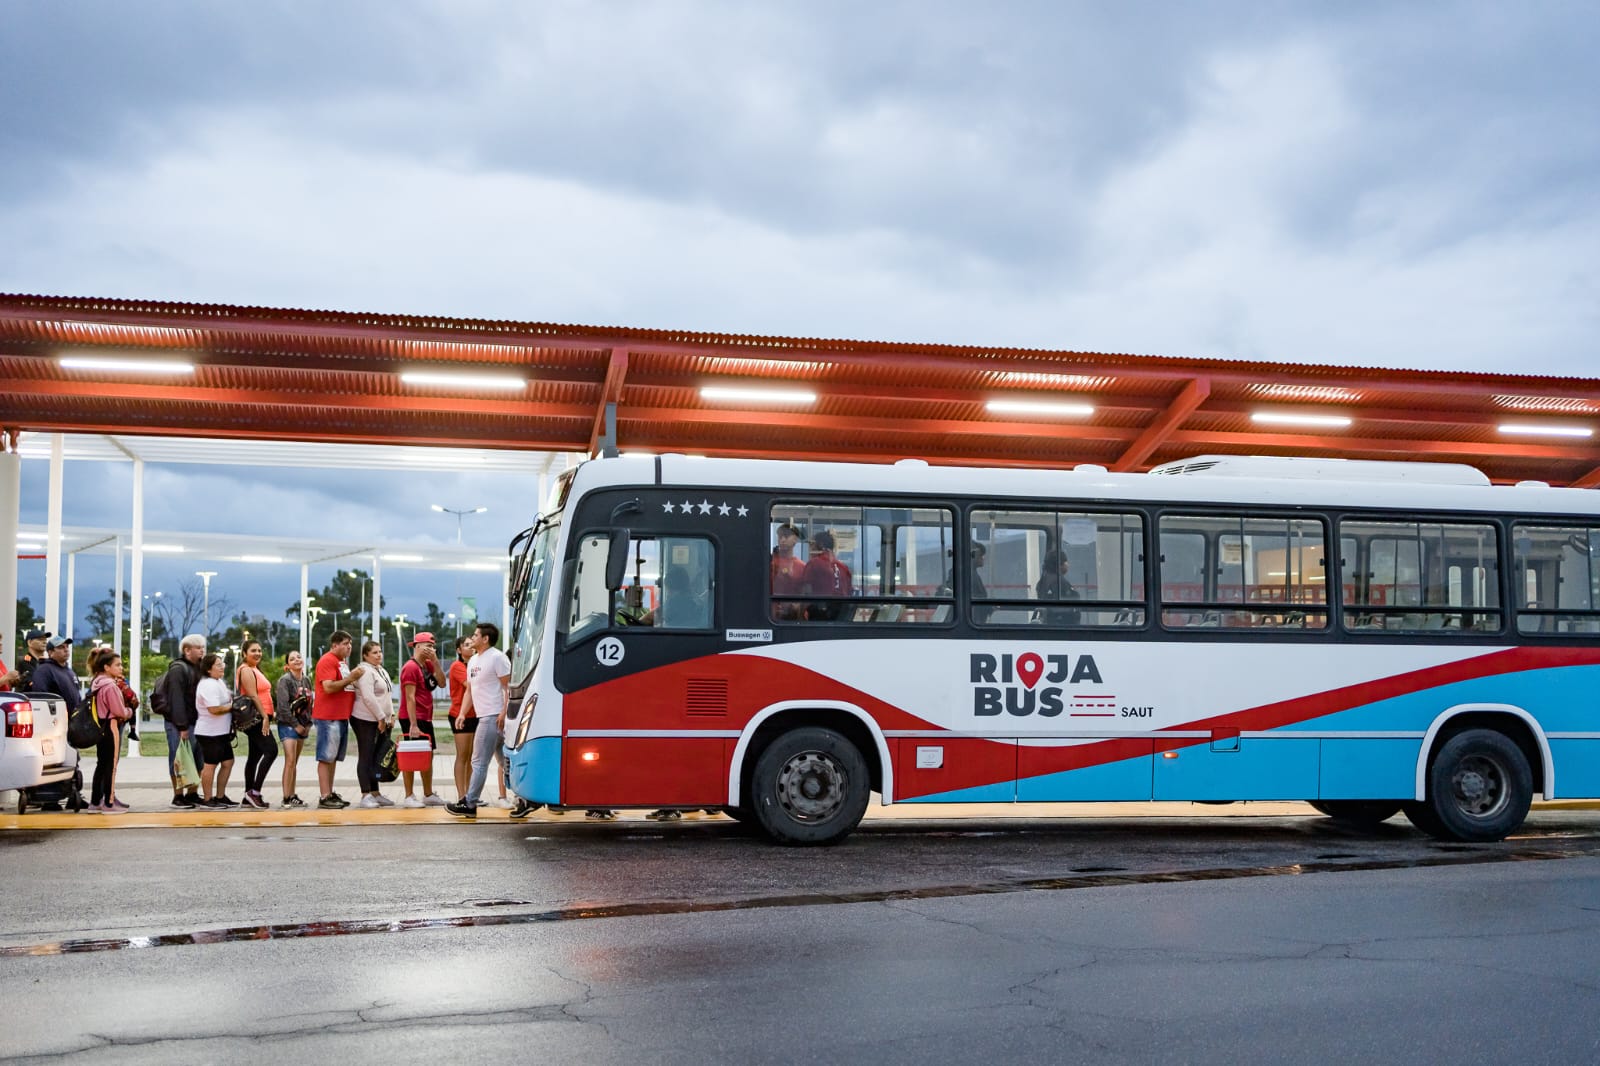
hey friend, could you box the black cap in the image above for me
[25,628,51,642]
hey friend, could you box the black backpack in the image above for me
[67,691,102,749]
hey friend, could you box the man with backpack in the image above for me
[156,634,207,809]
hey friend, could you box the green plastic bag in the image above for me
[174,740,201,791]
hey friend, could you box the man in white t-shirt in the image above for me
[446,623,512,819]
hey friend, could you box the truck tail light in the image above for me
[5,701,34,739]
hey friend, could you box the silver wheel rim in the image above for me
[1451,754,1509,820]
[775,749,848,823]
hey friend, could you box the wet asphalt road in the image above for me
[3,812,1599,1064]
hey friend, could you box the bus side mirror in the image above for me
[606,528,631,591]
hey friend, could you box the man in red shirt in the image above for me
[398,631,448,808]
[313,631,365,809]
[0,631,19,691]
[770,524,806,620]
[802,530,853,621]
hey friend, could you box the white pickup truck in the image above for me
[0,691,79,812]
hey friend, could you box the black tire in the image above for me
[15,791,27,815]
[1415,729,1533,842]
[723,806,754,824]
[750,727,870,846]
[1402,800,1447,837]
[1308,800,1403,827]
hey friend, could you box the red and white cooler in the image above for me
[396,739,432,773]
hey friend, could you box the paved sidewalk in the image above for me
[4,751,1595,831]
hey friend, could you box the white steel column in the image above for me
[44,434,63,633]
[0,448,18,658]
[65,552,76,639]
[126,460,145,759]
[299,564,309,662]
[370,556,382,652]
[112,535,124,660]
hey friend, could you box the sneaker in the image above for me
[357,795,381,809]
[585,809,617,820]
[493,797,513,809]
[422,793,448,807]
[85,803,106,814]
[318,794,349,810]
[646,809,682,821]
[101,803,126,816]
[111,798,130,811]
[203,797,227,808]
[374,794,395,807]
[215,795,239,808]
[509,799,542,820]
[171,794,194,809]
[327,792,349,807]
[243,793,267,810]
[445,801,477,820]
[400,795,425,809]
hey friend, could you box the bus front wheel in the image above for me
[1409,728,1532,843]
[751,727,870,846]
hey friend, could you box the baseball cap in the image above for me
[25,628,51,642]
[45,635,73,650]
[409,631,437,646]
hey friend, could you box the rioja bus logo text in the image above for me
[970,651,1104,717]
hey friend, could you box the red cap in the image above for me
[409,631,437,645]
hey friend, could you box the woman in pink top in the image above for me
[234,641,278,809]
[87,647,133,813]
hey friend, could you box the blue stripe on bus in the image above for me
[911,778,1019,803]
[509,735,562,806]
[1296,663,1600,734]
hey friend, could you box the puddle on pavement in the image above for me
[3,844,1590,959]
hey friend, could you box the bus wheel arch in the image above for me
[1409,706,1545,842]
[729,703,889,810]
[1413,705,1550,803]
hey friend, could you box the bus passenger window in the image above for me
[1512,523,1600,636]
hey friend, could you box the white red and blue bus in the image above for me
[503,453,1600,845]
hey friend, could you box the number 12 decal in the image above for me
[596,636,625,667]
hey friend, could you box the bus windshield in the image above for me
[509,519,560,689]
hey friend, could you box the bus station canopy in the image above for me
[1,292,1598,487]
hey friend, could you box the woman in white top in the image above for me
[351,640,395,808]
[193,653,237,808]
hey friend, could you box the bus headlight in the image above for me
[513,695,537,748]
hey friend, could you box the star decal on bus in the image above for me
[662,501,675,513]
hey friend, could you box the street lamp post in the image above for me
[447,612,458,638]
[431,504,487,545]
[195,571,218,639]
[349,569,367,641]
[393,613,409,667]
[305,606,325,654]
[142,590,162,654]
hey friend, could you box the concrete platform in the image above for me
[3,751,1594,830]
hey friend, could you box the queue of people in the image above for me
[100,623,531,814]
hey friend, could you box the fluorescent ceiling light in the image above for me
[59,356,195,374]
[124,543,186,553]
[1251,412,1354,429]
[700,385,817,405]
[1497,423,1593,439]
[381,553,425,562]
[238,555,284,564]
[399,369,526,391]
[986,399,1096,418]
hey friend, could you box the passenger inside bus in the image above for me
[1033,549,1081,625]
[803,530,853,620]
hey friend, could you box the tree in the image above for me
[16,597,39,631]
[84,590,169,648]
[151,577,236,643]
[285,568,385,647]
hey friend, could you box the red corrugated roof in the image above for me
[2,292,1598,486]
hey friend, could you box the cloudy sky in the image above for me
[5,1,1598,635]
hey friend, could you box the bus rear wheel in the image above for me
[1411,728,1532,843]
[1308,800,1402,828]
[751,727,869,846]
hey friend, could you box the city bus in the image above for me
[502,452,1600,845]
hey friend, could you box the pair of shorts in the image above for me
[277,723,310,743]
[197,733,234,766]
[449,713,476,736]
[398,718,437,750]
[315,719,350,762]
